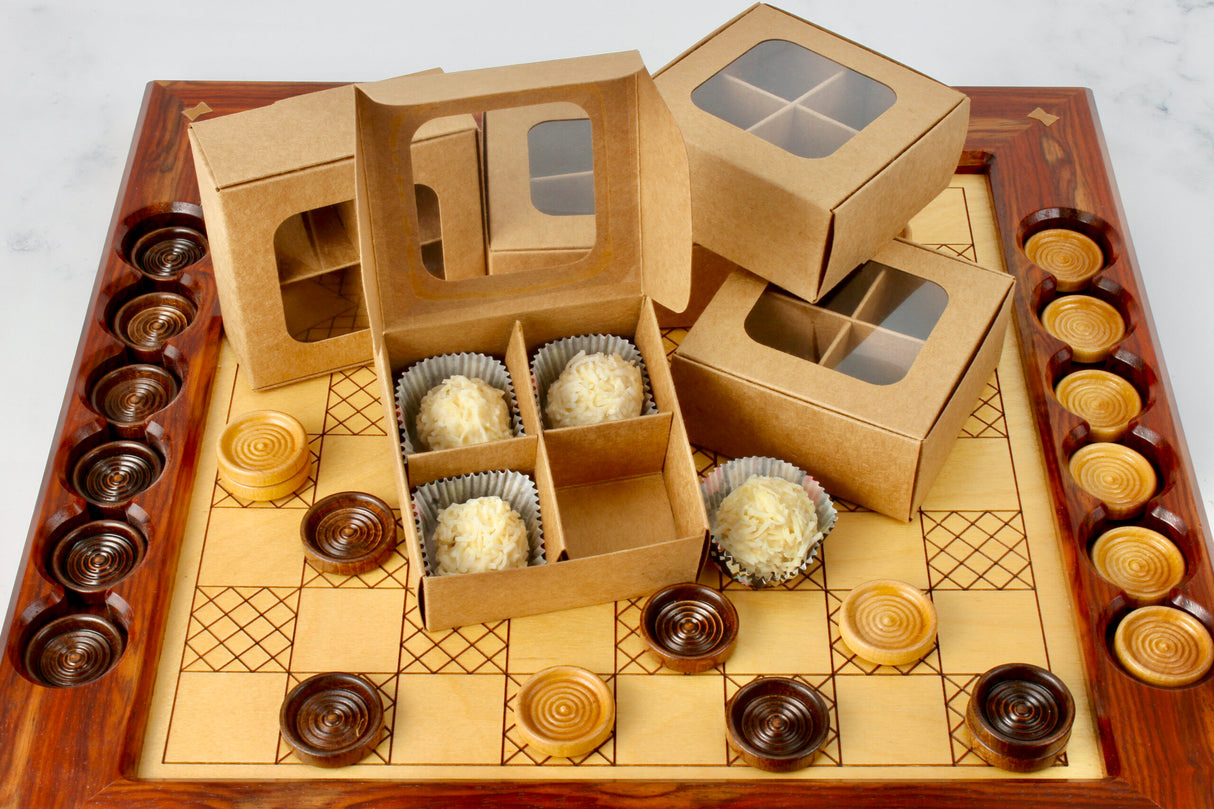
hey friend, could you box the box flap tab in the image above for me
[637,70,693,313]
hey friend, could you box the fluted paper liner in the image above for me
[700,456,837,588]
[412,469,545,577]
[530,334,657,428]
[396,352,524,457]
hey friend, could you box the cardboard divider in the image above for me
[544,413,673,487]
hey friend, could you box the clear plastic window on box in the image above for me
[691,39,896,159]
[745,262,947,385]
[527,118,595,215]
[273,187,443,342]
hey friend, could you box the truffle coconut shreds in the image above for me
[416,375,512,451]
[433,496,530,576]
[545,351,644,428]
[713,476,819,579]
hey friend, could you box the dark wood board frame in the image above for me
[0,81,1210,809]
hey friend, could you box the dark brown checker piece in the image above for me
[641,582,739,673]
[965,663,1076,772]
[279,672,384,768]
[300,491,397,575]
[726,677,830,772]
[0,81,1212,809]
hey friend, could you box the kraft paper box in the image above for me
[483,102,595,276]
[481,103,734,328]
[189,80,485,390]
[353,52,710,630]
[655,4,970,304]
[671,239,1014,520]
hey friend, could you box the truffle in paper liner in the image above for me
[395,352,524,456]
[530,334,657,428]
[700,456,836,588]
[412,469,545,577]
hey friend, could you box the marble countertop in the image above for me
[2,0,1210,615]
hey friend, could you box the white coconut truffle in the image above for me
[433,496,530,575]
[544,351,644,428]
[713,476,819,579]
[415,375,512,451]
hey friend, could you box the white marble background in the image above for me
[1,0,1210,614]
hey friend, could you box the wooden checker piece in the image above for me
[1024,228,1105,291]
[1068,442,1157,520]
[1113,606,1214,688]
[1040,295,1125,364]
[515,666,615,758]
[726,677,830,772]
[1091,526,1185,602]
[966,663,1075,772]
[838,579,937,666]
[1054,369,1141,443]
[640,582,739,673]
[301,492,397,575]
[279,672,384,768]
[217,410,310,500]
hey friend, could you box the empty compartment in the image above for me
[823,323,923,385]
[744,286,851,364]
[799,68,895,132]
[690,73,787,130]
[748,105,856,160]
[852,263,948,339]
[817,262,886,317]
[704,39,843,102]
[544,412,688,560]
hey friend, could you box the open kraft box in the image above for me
[672,238,1014,521]
[353,52,709,630]
[189,76,486,390]
[654,3,969,304]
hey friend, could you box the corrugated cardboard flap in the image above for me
[353,52,691,340]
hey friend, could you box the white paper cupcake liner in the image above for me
[530,333,658,429]
[395,352,525,457]
[700,456,837,588]
[412,469,545,578]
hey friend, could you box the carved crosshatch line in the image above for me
[400,609,510,674]
[923,243,978,261]
[211,435,323,509]
[325,365,388,436]
[723,673,841,767]
[961,373,1008,438]
[615,598,667,675]
[182,586,299,672]
[923,511,1034,591]
[502,673,616,766]
[274,672,397,765]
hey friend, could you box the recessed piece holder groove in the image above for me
[1016,208,1212,695]
[8,185,216,692]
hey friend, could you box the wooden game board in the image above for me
[0,82,1211,809]
[136,176,1102,781]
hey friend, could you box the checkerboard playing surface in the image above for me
[140,177,1103,781]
